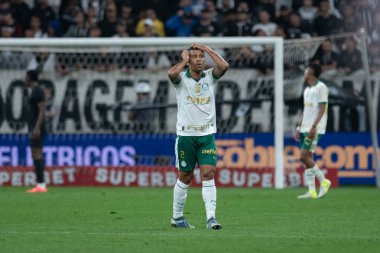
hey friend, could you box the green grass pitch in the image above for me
[0,187,379,253]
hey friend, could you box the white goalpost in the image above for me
[0,37,286,189]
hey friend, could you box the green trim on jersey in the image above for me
[175,134,217,172]
[186,69,206,80]
[310,79,319,87]
[212,70,220,80]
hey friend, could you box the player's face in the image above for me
[304,68,312,81]
[189,49,205,72]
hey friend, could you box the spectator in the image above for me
[217,0,235,25]
[10,0,31,33]
[165,9,197,37]
[252,0,276,22]
[31,0,56,32]
[98,2,117,37]
[254,45,274,75]
[128,82,156,133]
[286,12,310,39]
[225,10,252,36]
[275,5,291,30]
[64,10,88,37]
[135,8,165,37]
[85,4,97,27]
[1,12,22,36]
[337,38,362,76]
[204,0,224,26]
[140,18,159,37]
[228,46,256,68]
[28,15,47,37]
[298,0,317,34]
[1,24,14,37]
[341,5,358,33]
[272,25,287,38]
[312,39,339,79]
[112,19,129,37]
[314,0,341,36]
[192,8,221,37]
[0,0,11,21]
[119,2,135,36]
[252,10,277,36]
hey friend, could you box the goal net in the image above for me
[0,33,376,188]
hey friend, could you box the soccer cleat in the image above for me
[171,217,195,229]
[207,217,222,230]
[318,179,331,198]
[297,190,317,199]
[26,186,48,193]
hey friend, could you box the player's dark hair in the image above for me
[26,70,39,82]
[307,63,322,78]
[188,46,204,52]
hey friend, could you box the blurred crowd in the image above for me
[0,0,379,76]
[0,0,378,40]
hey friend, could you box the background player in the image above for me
[25,70,47,193]
[294,63,331,199]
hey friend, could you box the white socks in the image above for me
[172,179,189,219]
[305,165,326,192]
[37,183,46,189]
[311,165,326,183]
[305,169,316,192]
[173,178,217,221]
[202,179,217,220]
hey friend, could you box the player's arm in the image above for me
[294,111,303,142]
[168,50,189,84]
[311,103,327,129]
[192,43,229,79]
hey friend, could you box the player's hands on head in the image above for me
[191,43,210,52]
[181,50,190,63]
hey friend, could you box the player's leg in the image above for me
[197,134,221,229]
[171,136,196,228]
[298,133,318,199]
[27,137,47,193]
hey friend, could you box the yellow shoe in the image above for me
[318,179,331,198]
[297,190,317,199]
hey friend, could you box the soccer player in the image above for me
[168,43,229,229]
[294,63,331,199]
[25,70,47,193]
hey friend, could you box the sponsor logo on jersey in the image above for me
[187,96,211,104]
[202,149,217,155]
[194,83,201,94]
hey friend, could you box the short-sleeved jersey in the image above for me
[300,80,328,134]
[27,85,46,133]
[171,68,218,136]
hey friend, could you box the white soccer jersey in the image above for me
[300,80,329,134]
[171,68,218,136]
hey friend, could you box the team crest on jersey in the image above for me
[194,83,201,94]
[181,161,187,167]
[201,83,209,92]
